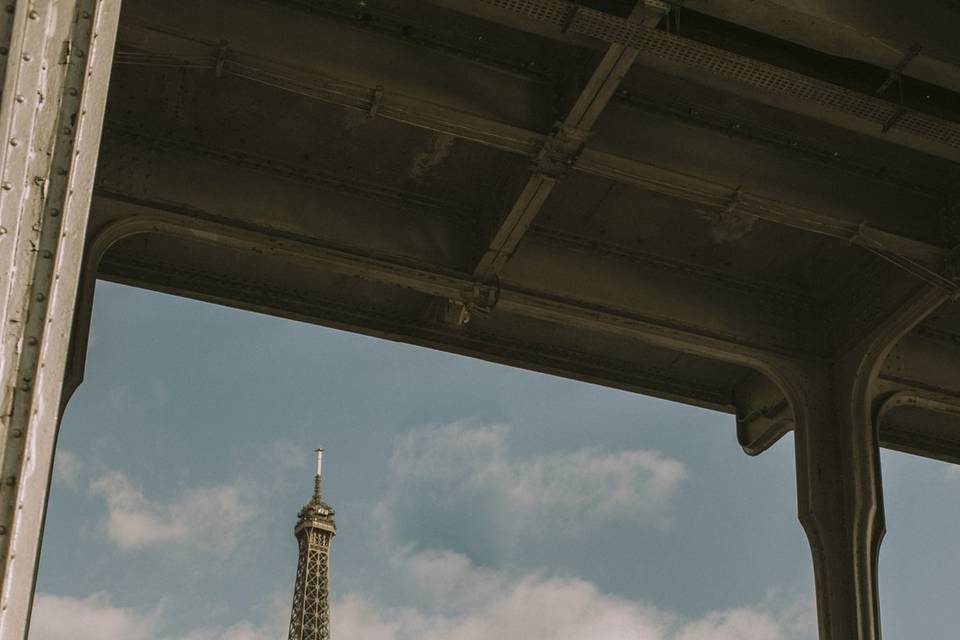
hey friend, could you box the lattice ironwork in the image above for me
[288,456,336,640]
[480,0,960,149]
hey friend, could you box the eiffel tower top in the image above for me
[295,448,336,536]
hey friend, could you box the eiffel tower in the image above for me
[287,449,336,640]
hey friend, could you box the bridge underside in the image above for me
[83,0,960,460]
[2,1,960,638]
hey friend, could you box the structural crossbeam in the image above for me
[113,23,950,271]
[473,3,660,279]
[427,0,960,161]
[87,197,803,369]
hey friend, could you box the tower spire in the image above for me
[288,448,336,640]
[313,448,323,500]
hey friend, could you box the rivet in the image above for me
[5,477,16,487]
[68,88,78,96]
[49,208,59,217]
[10,430,21,438]
[22,54,31,62]
[75,49,84,58]
[1,182,11,191]
[42,250,52,258]
[0,226,7,236]
[9,138,18,147]
[28,9,38,19]
[57,167,67,175]
[14,94,24,103]
[0,47,8,56]
[3,5,13,14]
[81,11,90,19]
[36,292,46,302]
[0,526,6,536]
[27,336,37,345]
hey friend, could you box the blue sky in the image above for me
[29,281,960,639]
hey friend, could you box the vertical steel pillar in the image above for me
[0,1,120,637]
[783,284,952,639]
[792,370,884,639]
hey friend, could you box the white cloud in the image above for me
[52,450,81,489]
[675,608,790,640]
[30,593,159,640]
[178,622,283,640]
[89,472,256,554]
[333,547,813,640]
[385,423,686,531]
[30,593,287,640]
[178,591,289,640]
[359,419,807,640]
[32,560,812,640]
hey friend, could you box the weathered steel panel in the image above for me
[0,1,120,637]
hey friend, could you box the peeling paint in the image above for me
[711,210,759,243]
[409,133,454,185]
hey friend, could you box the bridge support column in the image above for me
[782,283,953,640]
[0,2,120,638]
[792,367,884,640]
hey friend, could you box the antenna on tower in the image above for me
[314,448,324,499]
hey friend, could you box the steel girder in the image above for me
[0,1,120,637]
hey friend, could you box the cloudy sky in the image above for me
[30,282,960,639]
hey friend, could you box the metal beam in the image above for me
[473,4,657,279]
[679,0,960,94]
[427,0,960,162]
[113,22,951,269]
[87,192,802,369]
[85,233,738,414]
[575,149,949,268]
[93,130,821,348]
[0,1,121,637]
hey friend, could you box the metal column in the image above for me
[793,371,885,639]
[0,1,120,637]
[785,283,953,639]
